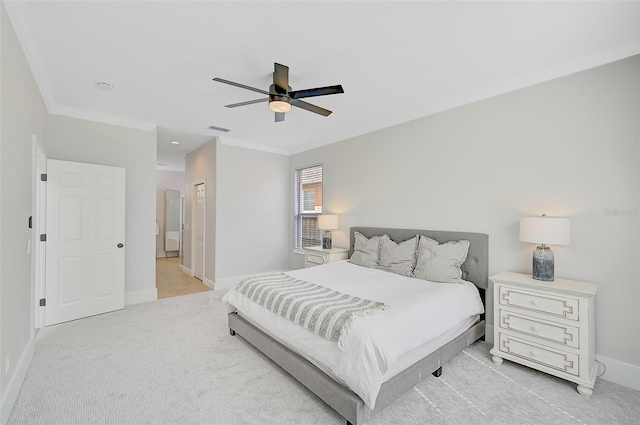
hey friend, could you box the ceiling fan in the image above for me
[213,63,344,122]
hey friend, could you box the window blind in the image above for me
[294,165,322,251]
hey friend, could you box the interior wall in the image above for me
[214,141,289,287]
[290,56,640,383]
[0,2,47,421]
[183,138,216,285]
[156,170,185,258]
[44,114,158,298]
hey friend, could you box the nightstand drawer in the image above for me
[499,286,579,320]
[499,310,579,348]
[499,334,579,376]
[303,247,349,268]
[305,253,326,267]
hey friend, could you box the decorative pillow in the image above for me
[348,232,383,268]
[412,235,470,283]
[378,234,418,276]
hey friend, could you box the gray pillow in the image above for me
[412,235,470,283]
[378,234,418,276]
[349,232,383,268]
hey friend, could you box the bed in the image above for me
[222,227,488,425]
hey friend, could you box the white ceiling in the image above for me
[6,1,639,171]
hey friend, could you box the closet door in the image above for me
[45,159,125,326]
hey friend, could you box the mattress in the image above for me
[222,260,484,408]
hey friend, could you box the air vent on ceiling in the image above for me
[208,125,230,132]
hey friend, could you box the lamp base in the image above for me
[532,246,554,281]
[322,231,332,249]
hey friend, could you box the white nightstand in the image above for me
[303,246,349,268]
[489,272,598,396]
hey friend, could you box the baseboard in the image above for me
[156,252,167,258]
[124,288,157,305]
[0,337,35,425]
[203,277,215,290]
[180,265,193,276]
[596,354,640,391]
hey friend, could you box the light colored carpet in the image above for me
[8,290,640,425]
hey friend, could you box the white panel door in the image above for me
[45,159,125,326]
[194,183,205,280]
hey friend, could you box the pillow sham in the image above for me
[412,235,470,283]
[378,234,418,277]
[349,231,383,268]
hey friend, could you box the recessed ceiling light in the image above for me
[170,140,181,145]
[96,81,113,90]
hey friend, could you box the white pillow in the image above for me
[378,234,418,277]
[349,232,383,268]
[412,235,470,283]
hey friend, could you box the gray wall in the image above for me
[1,4,159,417]
[290,56,639,381]
[183,139,217,284]
[215,142,289,286]
[156,170,185,258]
[0,2,47,420]
[45,114,158,297]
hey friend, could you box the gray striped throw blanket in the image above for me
[237,272,389,349]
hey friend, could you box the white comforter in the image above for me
[222,260,484,408]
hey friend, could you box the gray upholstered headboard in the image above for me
[349,227,489,290]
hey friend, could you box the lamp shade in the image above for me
[519,216,570,245]
[317,214,338,230]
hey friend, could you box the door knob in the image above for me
[117,243,124,248]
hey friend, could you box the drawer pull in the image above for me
[531,325,540,331]
[531,300,539,306]
[531,350,538,356]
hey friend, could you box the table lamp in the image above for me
[317,215,338,249]
[519,214,570,281]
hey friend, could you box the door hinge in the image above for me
[40,234,46,242]
[39,298,46,307]
[40,174,47,182]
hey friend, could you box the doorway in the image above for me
[155,257,211,299]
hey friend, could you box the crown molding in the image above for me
[4,1,157,133]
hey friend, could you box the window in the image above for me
[294,165,322,252]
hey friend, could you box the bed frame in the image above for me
[228,227,488,425]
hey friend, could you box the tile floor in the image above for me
[156,256,212,299]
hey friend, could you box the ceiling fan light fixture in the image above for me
[213,62,343,119]
[269,96,291,113]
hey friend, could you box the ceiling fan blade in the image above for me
[213,77,269,95]
[224,98,268,108]
[273,63,289,94]
[291,99,332,117]
[275,112,285,122]
[289,85,344,99]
